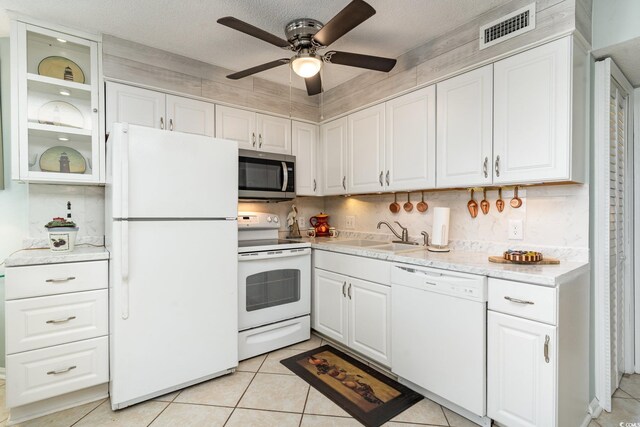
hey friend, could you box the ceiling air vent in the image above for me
[479,3,536,50]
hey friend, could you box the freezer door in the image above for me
[109,219,237,407]
[109,123,238,219]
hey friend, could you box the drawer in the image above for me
[6,290,108,354]
[6,336,109,408]
[5,261,108,300]
[488,278,557,325]
[313,250,390,285]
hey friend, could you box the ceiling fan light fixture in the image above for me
[291,53,323,78]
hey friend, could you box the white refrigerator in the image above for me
[106,123,238,410]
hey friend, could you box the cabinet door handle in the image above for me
[483,157,488,178]
[342,176,346,190]
[46,316,76,324]
[342,281,347,297]
[252,132,256,147]
[160,117,164,130]
[259,134,263,148]
[379,171,384,187]
[347,283,352,299]
[47,365,77,375]
[45,277,76,283]
[313,179,317,192]
[504,296,534,305]
[169,118,174,131]
[386,170,390,186]
[494,155,500,177]
[544,335,550,363]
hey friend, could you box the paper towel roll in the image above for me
[431,207,450,246]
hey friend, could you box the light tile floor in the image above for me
[1,335,638,427]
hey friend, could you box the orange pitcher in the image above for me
[310,213,330,237]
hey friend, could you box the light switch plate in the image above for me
[298,216,306,229]
[509,219,524,240]
[345,216,355,229]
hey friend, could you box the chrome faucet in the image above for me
[377,221,409,243]
[421,231,429,246]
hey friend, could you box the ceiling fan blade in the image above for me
[324,51,396,72]
[217,16,290,48]
[227,59,290,80]
[305,74,322,96]
[312,0,375,47]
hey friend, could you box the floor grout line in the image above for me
[70,397,108,426]
[298,386,311,427]
[440,403,451,427]
[145,400,170,426]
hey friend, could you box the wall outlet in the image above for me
[508,219,524,240]
[298,216,306,229]
[345,216,356,229]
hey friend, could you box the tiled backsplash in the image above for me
[27,184,105,247]
[27,183,588,260]
[323,184,589,261]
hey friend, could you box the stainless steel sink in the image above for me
[324,239,387,247]
[371,243,426,253]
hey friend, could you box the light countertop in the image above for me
[5,246,110,267]
[305,238,588,287]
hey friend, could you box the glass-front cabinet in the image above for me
[11,21,104,183]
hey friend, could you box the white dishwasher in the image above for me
[391,263,488,421]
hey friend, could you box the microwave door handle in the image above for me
[281,161,288,192]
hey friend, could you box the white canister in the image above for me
[46,227,79,252]
[431,207,450,247]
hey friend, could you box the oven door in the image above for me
[238,248,310,331]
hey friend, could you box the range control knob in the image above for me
[266,216,272,223]
[273,216,279,223]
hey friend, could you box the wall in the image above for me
[102,35,320,122]
[592,0,640,50]
[0,37,27,370]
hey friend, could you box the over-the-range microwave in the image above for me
[239,149,296,201]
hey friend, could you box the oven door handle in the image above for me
[281,161,289,192]
[238,247,311,261]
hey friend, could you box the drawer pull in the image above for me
[544,335,550,363]
[342,281,347,297]
[347,283,352,299]
[45,277,76,283]
[47,365,77,375]
[504,296,534,305]
[46,316,76,324]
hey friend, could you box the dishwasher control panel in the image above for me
[391,264,487,302]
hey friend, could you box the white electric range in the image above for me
[237,212,311,360]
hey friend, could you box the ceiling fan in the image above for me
[217,0,397,96]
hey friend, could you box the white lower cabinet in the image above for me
[5,260,109,422]
[312,250,391,366]
[487,275,589,427]
[487,312,556,427]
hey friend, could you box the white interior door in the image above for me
[595,58,634,412]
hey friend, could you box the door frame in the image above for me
[594,58,635,412]
[635,88,640,374]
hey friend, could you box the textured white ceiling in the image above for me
[0,0,510,91]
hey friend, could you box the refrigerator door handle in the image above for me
[121,220,130,320]
[281,161,288,192]
[121,127,129,219]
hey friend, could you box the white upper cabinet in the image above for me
[215,105,256,149]
[215,105,290,154]
[106,82,215,137]
[106,83,165,133]
[12,21,104,184]
[437,66,493,188]
[385,85,436,191]
[493,37,578,184]
[166,95,215,136]
[348,104,385,194]
[256,113,291,155]
[320,117,348,195]
[292,121,319,196]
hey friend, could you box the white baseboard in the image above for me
[588,397,602,419]
[0,367,6,380]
